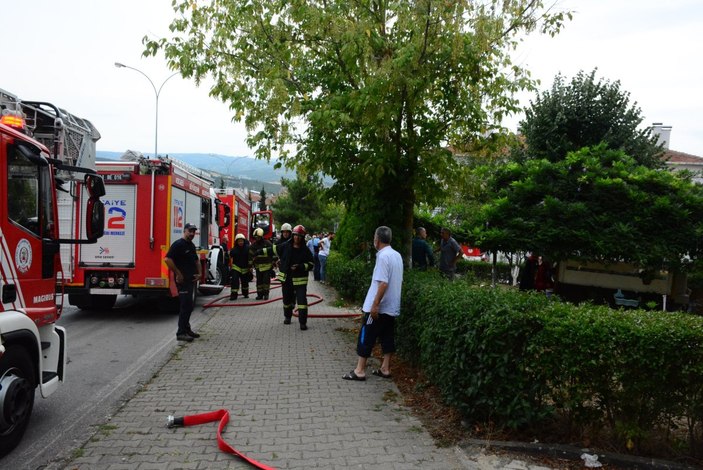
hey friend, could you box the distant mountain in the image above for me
[96,151,293,193]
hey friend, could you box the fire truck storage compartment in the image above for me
[79,184,136,266]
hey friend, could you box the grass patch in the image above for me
[98,423,118,437]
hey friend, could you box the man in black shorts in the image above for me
[343,226,403,381]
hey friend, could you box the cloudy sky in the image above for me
[3,0,702,158]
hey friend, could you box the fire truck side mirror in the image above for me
[84,173,106,198]
[86,197,105,241]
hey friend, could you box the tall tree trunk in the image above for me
[401,189,415,269]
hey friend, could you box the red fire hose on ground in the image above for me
[167,409,276,470]
[173,281,360,467]
[202,284,362,318]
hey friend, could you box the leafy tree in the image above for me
[472,145,703,270]
[259,187,268,212]
[273,175,342,233]
[144,0,570,262]
[520,70,665,168]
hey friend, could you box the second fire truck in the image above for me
[64,155,228,310]
[216,187,275,252]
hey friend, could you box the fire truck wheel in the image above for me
[214,265,225,286]
[0,345,36,457]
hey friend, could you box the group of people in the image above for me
[164,222,336,340]
[165,221,405,381]
[305,231,334,282]
[164,221,556,384]
[228,222,319,330]
[411,226,463,280]
[518,253,554,294]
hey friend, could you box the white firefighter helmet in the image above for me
[235,233,246,241]
[253,228,264,238]
[281,223,292,232]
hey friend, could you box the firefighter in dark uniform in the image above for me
[273,223,293,276]
[277,223,293,246]
[229,233,251,300]
[249,227,274,300]
[274,225,314,330]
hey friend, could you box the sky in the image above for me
[3,0,702,158]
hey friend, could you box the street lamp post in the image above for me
[114,62,179,158]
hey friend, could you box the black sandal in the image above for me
[372,369,392,379]
[342,370,366,381]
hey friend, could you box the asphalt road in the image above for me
[1,294,211,470]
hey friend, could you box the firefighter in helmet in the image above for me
[229,233,251,301]
[275,225,314,329]
[273,222,293,274]
[249,227,274,300]
[277,223,293,246]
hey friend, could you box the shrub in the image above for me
[330,253,703,456]
[325,251,372,303]
[402,275,553,427]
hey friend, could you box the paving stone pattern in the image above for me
[67,281,555,470]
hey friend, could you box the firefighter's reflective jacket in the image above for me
[249,238,274,271]
[263,239,313,284]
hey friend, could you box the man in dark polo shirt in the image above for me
[164,223,202,342]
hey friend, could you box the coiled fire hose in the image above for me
[167,409,276,470]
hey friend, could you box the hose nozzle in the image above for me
[166,415,184,428]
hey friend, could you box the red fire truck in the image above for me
[216,187,275,251]
[64,156,228,310]
[216,187,251,251]
[0,89,105,455]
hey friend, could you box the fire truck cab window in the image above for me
[7,145,52,237]
[255,213,270,230]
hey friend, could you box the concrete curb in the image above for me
[461,439,699,469]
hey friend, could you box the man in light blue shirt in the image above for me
[343,226,403,381]
[306,233,321,280]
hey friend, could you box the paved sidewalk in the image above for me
[66,281,555,470]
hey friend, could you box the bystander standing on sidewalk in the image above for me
[343,226,403,381]
[534,255,554,297]
[318,232,334,283]
[164,223,202,342]
[411,226,435,270]
[307,232,321,281]
[438,227,462,280]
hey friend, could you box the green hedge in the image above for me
[329,254,703,455]
[325,251,372,303]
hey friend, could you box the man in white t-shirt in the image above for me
[317,232,333,282]
[343,226,403,381]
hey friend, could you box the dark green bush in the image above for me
[325,251,372,303]
[329,253,703,456]
[402,274,553,427]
